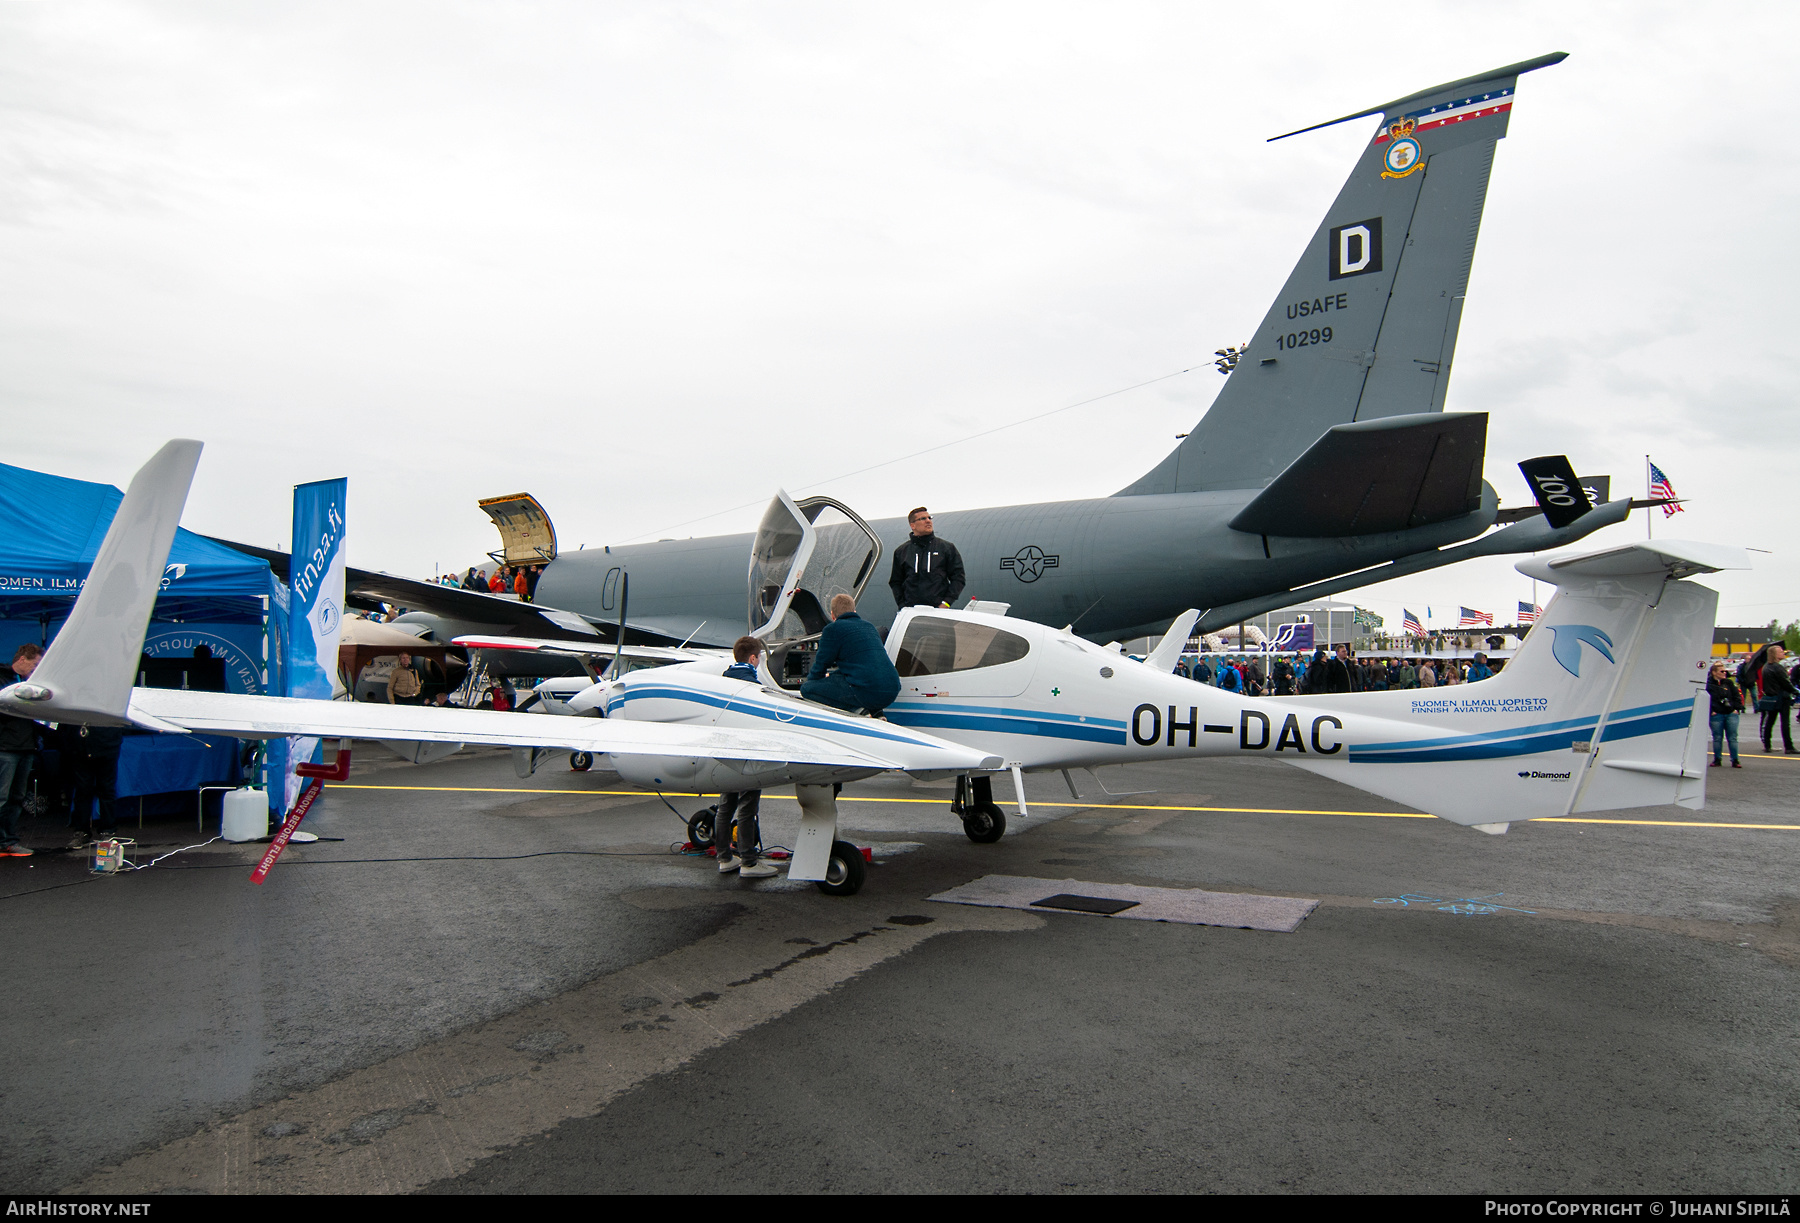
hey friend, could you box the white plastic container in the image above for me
[221,788,268,842]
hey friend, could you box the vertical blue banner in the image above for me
[287,478,347,701]
[278,479,345,817]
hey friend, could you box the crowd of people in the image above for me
[1709,643,1799,765]
[1175,645,1498,695]
[436,563,545,602]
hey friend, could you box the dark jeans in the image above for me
[73,750,120,835]
[0,751,33,847]
[800,674,896,715]
[713,791,762,865]
[1761,702,1794,752]
[1710,712,1740,764]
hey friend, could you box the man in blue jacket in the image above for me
[802,594,902,716]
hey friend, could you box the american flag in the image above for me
[1518,601,1541,624]
[1458,607,1493,628]
[1403,609,1424,636]
[1648,460,1683,517]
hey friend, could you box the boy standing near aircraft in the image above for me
[889,508,965,609]
[716,636,779,878]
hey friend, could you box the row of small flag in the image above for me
[1400,604,1540,636]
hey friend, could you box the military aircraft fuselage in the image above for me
[537,484,1500,647]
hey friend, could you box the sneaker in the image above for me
[1733,762,1743,768]
[67,830,92,850]
[0,844,30,857]
[717,855,742,874]
[1710,760,1720,767]
[739,861,780,879]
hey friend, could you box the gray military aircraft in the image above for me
[233,52,1642,659]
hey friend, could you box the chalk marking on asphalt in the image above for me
[332,785,1800,830]
[70,895,1041,1195]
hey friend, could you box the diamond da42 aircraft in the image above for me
[303,52,1649,660]
[1,440,1741,897]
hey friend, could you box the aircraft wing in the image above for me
[202,536,610,642]
[128,687,944,772]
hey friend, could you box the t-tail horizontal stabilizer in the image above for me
[1289,540,1748,828]
[0,440,202,731]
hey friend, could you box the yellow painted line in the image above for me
[332,782,1800,831]
[331,783,1427,819]
[1742,753,1800,761]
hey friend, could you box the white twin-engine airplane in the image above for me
[0,441,1746,898]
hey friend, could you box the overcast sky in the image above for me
[4,1,1795,633]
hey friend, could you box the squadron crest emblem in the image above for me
[1379,116,1423,180]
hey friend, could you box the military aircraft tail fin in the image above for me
[0,440,203,729]
[1118,53,1566,499]
[1293,540,1745,828]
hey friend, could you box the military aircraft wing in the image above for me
[452,634,727,664]
[202,536,629,643]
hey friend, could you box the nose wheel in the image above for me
[953,775,1007,843]
[687,806,717,850]
[570,751,594,772]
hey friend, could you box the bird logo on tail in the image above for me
[1548,624,1615,677]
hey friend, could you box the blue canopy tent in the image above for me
[0,458,287,823]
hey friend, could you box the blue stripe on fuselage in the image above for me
[606,685,931,747]
[1350,699,1694,764]
[884,707,1127,745]
[886,700,1126,730]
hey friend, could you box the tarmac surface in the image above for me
[3,743,1798,1194]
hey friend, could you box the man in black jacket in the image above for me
[0,644,43,856]
[888,508,965,610]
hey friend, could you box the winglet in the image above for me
[1147,610,1201,674]
[0,440,203,726]
[1267,51,1568,142]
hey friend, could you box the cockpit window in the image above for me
[895,616,1030,676]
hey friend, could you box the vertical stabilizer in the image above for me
[1120,53,1565,497]
[1290,540,1743,826]
[1,440,202,726]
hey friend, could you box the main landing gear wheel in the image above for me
[961,803,1006,843]
[816,839,866,896]
[687,807,717,851]
[569,751,594,772]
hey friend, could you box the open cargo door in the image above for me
[478,493,558,566]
